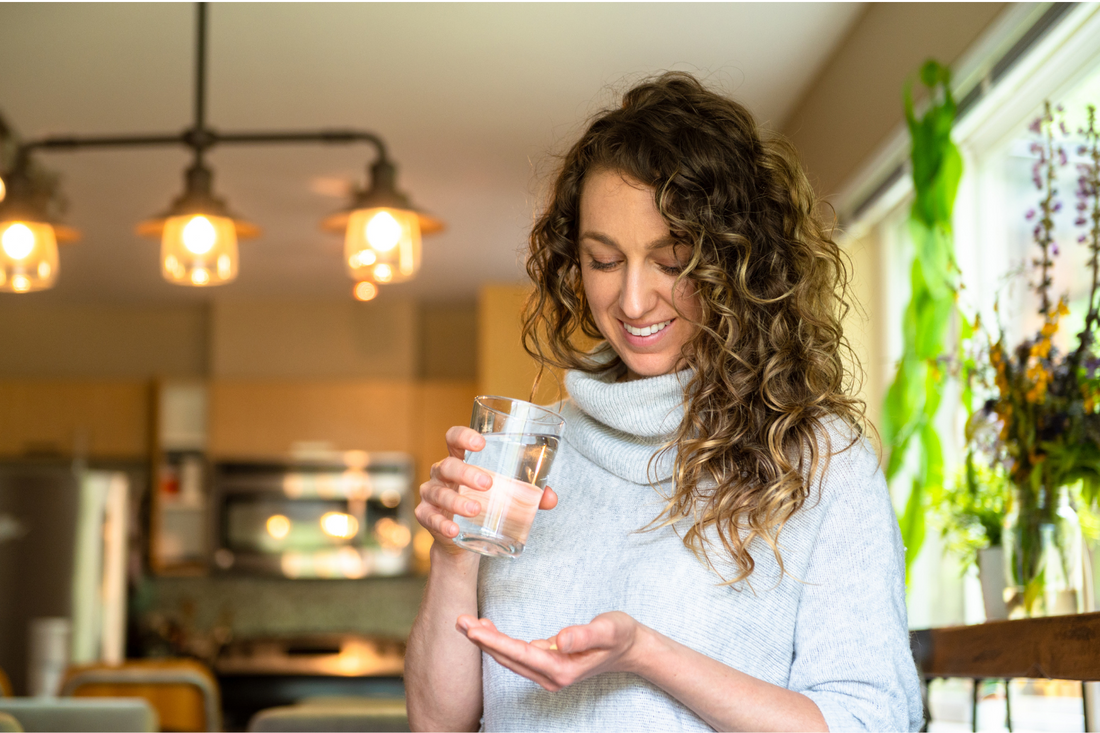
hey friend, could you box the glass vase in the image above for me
[1004,483,1083,617]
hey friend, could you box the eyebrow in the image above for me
[578,231,679,251]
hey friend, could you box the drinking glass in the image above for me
[452,396,565,558]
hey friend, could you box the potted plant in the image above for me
[931,453,1009,619]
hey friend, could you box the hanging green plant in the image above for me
[882,59,967,576]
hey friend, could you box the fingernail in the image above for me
[478,474,492,489]
[467,502,479,514]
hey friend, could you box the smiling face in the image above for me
[577,169,702,381]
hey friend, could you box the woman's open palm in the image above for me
[456,612,640,692]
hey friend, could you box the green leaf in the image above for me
[900,477,928,576]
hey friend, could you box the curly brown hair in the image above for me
[522,72,868,584]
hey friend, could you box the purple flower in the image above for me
[1060,121,1069,135]
[1059,149,1069,166]
[1034,175,1044,189]
[1031,118,1043,133]
[1054,201,1063,212]
[1081,235,1089,243]
[1057,104,1065,113]
[1027,208,1037,219]
[1078,218,1089,226]
[1053,244,1060,255]
[1080,201,1090,211]
[1081,146,1090,155]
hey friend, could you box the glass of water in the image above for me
[453,395,566,558]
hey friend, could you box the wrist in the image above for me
[621,620,663,679]
[429,541,481,578]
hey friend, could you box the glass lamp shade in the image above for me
[344,207,421,283]
[160,213,238,286]
[0,221,59,293]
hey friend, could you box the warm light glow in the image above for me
[344,207,421,283]
[413,527,434,558]
[354,281,378,301]
[0,221,59,293]
[337,547,367,578]
[349,250,376,268]
[380,489,402,508]
[2,223,34,260]
[160,214,238,286]
[375,517,411,550]
[373,263,393,283]
[0,176,6,203]
[320,511,359,539]
[266,514,291,540]
[182,215,217,254]
[365,211,401,252]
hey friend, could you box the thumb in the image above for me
[539,486,558,510]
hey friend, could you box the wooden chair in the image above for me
[60,658,221,732]
[0,666,11,698]
[911,611,1100,731]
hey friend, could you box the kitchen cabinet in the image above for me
[0,380,150,459]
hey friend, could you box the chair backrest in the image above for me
[60,659,221,732]
[247,698,408,733]
[0,667,11,698]
[0,698,157,732]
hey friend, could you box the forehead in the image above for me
[578,170,669,243]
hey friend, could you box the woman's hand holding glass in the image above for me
[415,426,558,558]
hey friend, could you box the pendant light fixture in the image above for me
[2,3,441,295]
[321,158,444,286]
[0,159,79,293]
[135,163,259,287]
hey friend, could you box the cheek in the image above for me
[673,279,703,322]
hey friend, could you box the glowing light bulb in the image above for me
[191,267,210,285]
[354,281,378,302]
[266,514,291,540]
[320,511,359,539]
[349,250,376,269]
[2,223,36,260]
[182,215,217,254]
[366,211,401,252]
[373,263,393,283]
[11,275,30,292]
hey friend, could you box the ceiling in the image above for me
[0,2,862,306]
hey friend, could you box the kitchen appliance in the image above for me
[210,453,415,578]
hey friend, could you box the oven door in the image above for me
[211,454,415,578]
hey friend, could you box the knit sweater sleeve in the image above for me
[786,441,924,732]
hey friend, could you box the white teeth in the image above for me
[624,320,671,337]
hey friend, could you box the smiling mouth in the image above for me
[622,319,672,337]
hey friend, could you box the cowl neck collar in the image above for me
[560,365,690,484]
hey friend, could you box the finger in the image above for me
[445,426,487,459]
[530,639,555,651]
[476,644,560,691]
[419,480,481,518]
[460,626,565,690]
[416,506,459,539]
[555,621,613,654]
[431,456,493,492]
[539,486,558,511]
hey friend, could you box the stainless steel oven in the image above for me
[210,452,415,578]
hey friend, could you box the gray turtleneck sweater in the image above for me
[477,367,924,732]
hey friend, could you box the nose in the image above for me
[618,262,658,320]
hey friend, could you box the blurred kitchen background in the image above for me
[2,2,1086,731]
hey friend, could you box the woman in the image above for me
[406,72,923,732]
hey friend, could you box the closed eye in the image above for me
[586,259,619,272]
